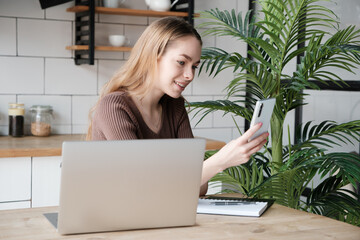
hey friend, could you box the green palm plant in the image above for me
[191,0,360,225]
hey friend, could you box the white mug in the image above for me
[103,0,126,8]
[108,35,130,47]
[145,0,179,11]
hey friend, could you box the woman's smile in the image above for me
[175,81,187,89]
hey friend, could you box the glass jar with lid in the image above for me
[30,105,53,137]
[8,103,25,137]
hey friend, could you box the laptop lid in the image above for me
[56,138,205,235]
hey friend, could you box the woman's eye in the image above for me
[177,61,185,66]
[192,65,198,70]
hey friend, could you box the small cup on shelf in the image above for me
[108,35,129,47]
[103,0,126,8]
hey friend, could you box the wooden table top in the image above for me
[1,203,359,239]
[0,135,226,158]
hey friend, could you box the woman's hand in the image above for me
[215,122,269,170]
[200,122,269,195]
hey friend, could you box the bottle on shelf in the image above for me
[8,103,25,137]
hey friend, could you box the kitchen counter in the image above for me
[0,135,226,158]
[0,134,85,158]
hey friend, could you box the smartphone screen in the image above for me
[249,98,276,141]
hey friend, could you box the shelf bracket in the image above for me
[74,0,95,65]
[170,0,194,25]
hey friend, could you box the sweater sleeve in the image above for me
[92,93,138,140]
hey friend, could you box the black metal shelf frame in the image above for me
[73,0,95,65]
[71,0,194,65]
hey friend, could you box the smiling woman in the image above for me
[86,17,269,196]
[87,17,202,140]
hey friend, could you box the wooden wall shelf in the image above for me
[66,1,195,64]
[65,6,194,55]
[66,6,192,18]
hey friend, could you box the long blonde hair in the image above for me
[86,17,202,140]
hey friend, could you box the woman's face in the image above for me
[154,35,202,99]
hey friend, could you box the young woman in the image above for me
[87,17,268,196]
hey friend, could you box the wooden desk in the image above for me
[1,203,359,239]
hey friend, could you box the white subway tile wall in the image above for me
[0,56,44,94]
[72,95,99,134]
[0,0,359,154]
[0,17,16,55]
[0,95,16,127]
[0,0,44,18]
[18,19,72,57]
[45,58,98,95]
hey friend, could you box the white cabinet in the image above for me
[32,156,62,207]
[0,157,31,203]
[0,156,62,210]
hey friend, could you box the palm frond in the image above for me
[199,47,254,77]
[281,147,324,170]
[226,64,279,99]
[187,100,253,125]
[295,26,360,87]
[252,166,314,208]
[209,158,267,196]
[198,9,278,74]
[315,152,360,188]
[305,176,360,226]
[198,9,261,41]
[295,120,360,149]
[257,0,339,68]
[274,86,307,121]
[252,151,272,177]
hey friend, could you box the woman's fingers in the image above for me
[247,138,268,156]
[238,122,263,144]
[234,130,268,159]
[246,131,269,149]
[237,122,269,149]
[215,124,270,170]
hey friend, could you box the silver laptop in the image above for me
[45,138,205,235]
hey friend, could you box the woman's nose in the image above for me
[184,68,194,80]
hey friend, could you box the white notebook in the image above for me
[197,198,268,217]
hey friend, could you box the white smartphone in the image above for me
[249,98,276,141]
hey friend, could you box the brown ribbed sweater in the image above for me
[92,91,194,140]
